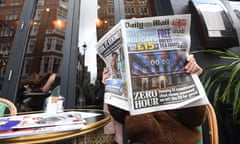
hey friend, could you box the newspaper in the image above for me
[229,1,240,21]
[0,111,100,139]
[97,14,209,115]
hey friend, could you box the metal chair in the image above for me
[0,97,17,116]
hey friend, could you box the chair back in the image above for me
[0,98,17,116]
[206,104,218,144]
[198,104,219,144]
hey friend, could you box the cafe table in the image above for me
[0,109,111,144]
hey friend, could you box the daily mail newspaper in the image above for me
[97,14,209,115]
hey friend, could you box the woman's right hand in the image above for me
[24,84,31,92]
[102,67,111,84]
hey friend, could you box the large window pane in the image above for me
[15,0,69,112]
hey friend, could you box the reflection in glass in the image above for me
[17,1,68,112]
[0,0,155,112]
[0,1,23,96]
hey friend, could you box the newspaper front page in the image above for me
[97,14,209,115]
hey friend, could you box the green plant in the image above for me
[198,49,240,121]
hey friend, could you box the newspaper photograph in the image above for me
[97,14,209,115]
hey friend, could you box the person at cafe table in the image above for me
[102,54,207,144]
[19,72,59,93]
[17,73,60,110]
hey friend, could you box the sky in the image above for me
[78,0,98,84]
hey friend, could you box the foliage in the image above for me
[199,49,240,121]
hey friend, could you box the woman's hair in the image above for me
[25,72,41,90]
[112,52,118,57]
[27,73,39,84]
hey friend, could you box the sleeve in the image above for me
[107,104,129,124]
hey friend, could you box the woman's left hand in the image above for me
[184,54,202,75]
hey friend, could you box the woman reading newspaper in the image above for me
[102,54,207,144]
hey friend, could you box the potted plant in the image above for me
[199,49,240,120]
[198,49,240,144]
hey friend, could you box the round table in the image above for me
[0,109,111,144]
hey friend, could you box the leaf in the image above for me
[204,63,228,70]
[198,49,239,58]
[201,68,229,97]
[233,80,240,120]
[198,49,240,121]
[222,63,240,102]
[213,85,221,106]
[220,56,240,61]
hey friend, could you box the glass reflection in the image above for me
[0,0,154,112]
[0,1,22,94]
[17,1,68,112]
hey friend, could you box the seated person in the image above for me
[23,72,59,93]
[102,54,207,144]
[17,73,60,111]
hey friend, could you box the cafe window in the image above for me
[107,7,114,15]
[30,24,39,36]
[27,39,36,53]
[14,10,19,19]
[1,26,13,37]
[45,37,53,50]
[10,0,20,6]
[53,58,61,73]
[60,0,68,8]
[0,28,3,37]
[138,0,146,4]
[126,0,133,3]
[23,58,32,76]
[0,0,6,6]
[37,0,44,6]
[55,38,63,51]
[0,42,10,55]
[5,10,18,20]
[42,57,49,73]
[57,7,67,20]
[10,0,20,3]
[6,11,10,20]
[125,7,135,16]
[34,9,43,21]
[108,19,114,27]
[140,7,148,16]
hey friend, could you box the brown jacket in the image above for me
[108,105,207,144]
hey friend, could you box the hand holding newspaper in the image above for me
[97,14,209,115]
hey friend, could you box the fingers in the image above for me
[102,67,111,84]
[195,64,203,75]
[103,67,108,74]
[185,55,196,72]
[185,54,202,75]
